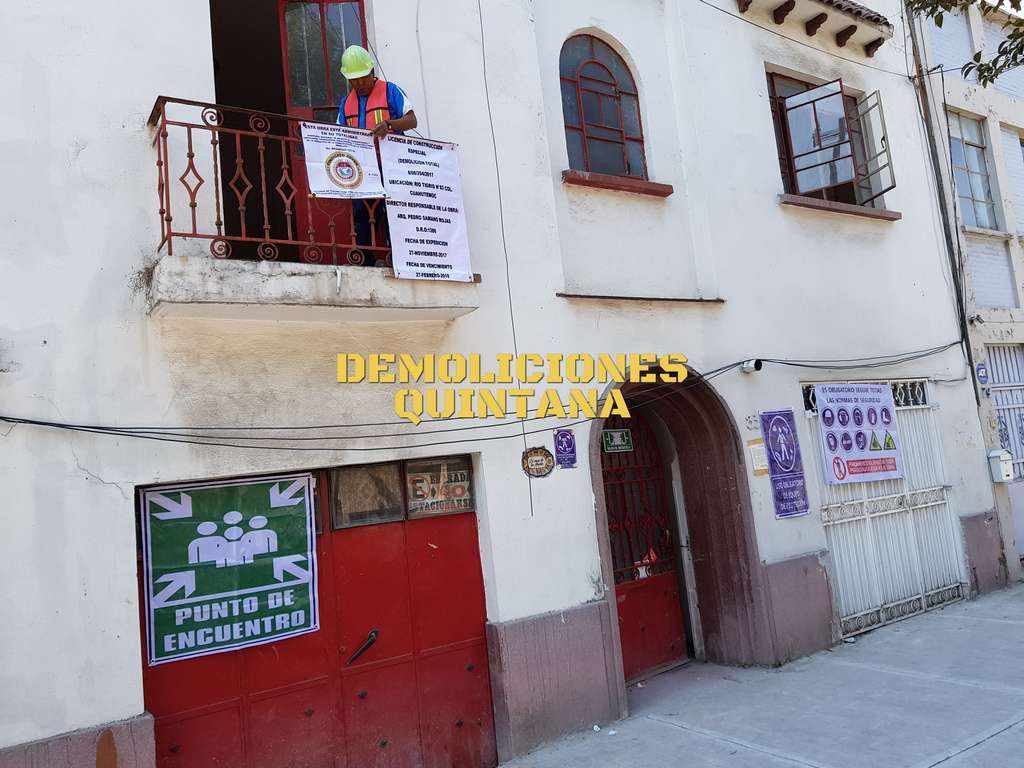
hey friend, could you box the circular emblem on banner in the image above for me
[324,150,363,189]
[821,408,835,428]
[522,446,555,478]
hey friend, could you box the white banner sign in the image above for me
[814,383,905,485]
[380,134,473,282]
[300,122,384,199]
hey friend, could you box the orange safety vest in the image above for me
[343,79,390,130]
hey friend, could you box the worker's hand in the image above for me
[372,120,392,140]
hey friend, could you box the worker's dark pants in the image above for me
[352,199,389,266]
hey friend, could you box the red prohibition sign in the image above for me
[832,457,848,481]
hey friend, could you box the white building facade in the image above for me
[0,1,1008,766]
[920,3,1024,583]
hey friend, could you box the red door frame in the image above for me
[276,0,388,265]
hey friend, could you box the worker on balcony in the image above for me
[338,45,418,262]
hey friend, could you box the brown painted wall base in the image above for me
[765,552,836,663]
[0,713,154,768]
[486,601,623,763]
[962,511,1009,595]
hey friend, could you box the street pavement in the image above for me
[504,583,1024,767]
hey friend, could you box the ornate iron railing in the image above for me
[148,96,390,266]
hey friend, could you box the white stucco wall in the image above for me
[0,0,996,749]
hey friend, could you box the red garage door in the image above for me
[141,456,496,768]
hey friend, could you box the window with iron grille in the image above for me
[948,112,998,229]
[559,35,646,178]
[767,73,894,207]
[802,380,929,414]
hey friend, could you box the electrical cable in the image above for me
[3,343,964,437]
[0,365,741,454]
[67,361,743,443]
[474,0,535,512]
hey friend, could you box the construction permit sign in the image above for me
[141,473,319,665]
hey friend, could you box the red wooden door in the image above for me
[142,473,496,768]
[602,414,689,681]
[278,0,387,265]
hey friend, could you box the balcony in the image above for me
[146,97,479,322]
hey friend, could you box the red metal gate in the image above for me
[601,414,688,681]
[141,468,496,767]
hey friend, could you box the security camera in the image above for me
[741,359,763,374]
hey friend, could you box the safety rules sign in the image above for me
[380,134,473,282]
[759,409,810,518]
[141,473,319,665]
[814,383,905,485]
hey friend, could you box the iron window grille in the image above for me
[559,34,646,179]
[768,73,895,207]
[802,380,929,414]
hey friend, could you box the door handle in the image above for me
[346,628,379,666]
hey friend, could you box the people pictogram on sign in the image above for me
[767,415,797,472]
[188,521,227,567]
[187,511,280,568]
[239,516,278,564]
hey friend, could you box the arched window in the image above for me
[559,35,646,179]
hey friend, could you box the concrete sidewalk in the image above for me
[504,584,1024,767]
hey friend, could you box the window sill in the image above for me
[562,170,674,198]
[962,225,1013,240]
[778,193,901,221]
[556,291,724,304]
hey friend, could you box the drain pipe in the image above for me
[906,5,981,406]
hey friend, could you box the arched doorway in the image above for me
[591,374,775,684]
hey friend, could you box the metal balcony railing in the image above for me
[148,96,391,266]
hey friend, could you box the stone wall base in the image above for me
[0,713,153,768]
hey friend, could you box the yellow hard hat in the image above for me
[340,45,375,80]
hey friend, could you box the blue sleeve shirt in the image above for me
[336,82,414,129]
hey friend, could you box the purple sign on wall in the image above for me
[554,428,577,469]
[759,409,810,519]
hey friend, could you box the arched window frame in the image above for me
[560,34,647,179]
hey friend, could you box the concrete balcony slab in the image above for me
[148,256,480,323]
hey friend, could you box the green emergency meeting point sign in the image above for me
[141,473,319,665]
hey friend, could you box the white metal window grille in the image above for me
[802,380,967,637]
[986,345,1024,479]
